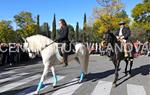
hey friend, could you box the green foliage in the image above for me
[93,0,130,33]
[0,20,16,43]
[115,10,128,18]
[68,24,75,42]
[14,11,35,28]
[143,0,150,3]
[17,24,37,38]
[131,2,150,42]
[132,3,150,23]
[91,0,130,42]
[87,26,102,43]
[132,3,150,32]
[14,11,37,38]
[40,22,51,38]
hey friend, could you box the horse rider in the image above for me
[56,19,69,67]
[115,21,131,57]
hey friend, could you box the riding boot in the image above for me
[63,52,68,67]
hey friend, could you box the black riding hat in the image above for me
[119,21,126,25]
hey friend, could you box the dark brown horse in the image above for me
[102,31,136,87]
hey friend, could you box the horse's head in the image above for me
[101,31,112,49]
[22,37,36,59]
[101,30,118,50]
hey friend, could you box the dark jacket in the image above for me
[115,27,131,40]
[57,26,69,43]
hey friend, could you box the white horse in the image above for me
[23,34,89,94]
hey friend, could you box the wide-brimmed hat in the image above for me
[119,21,126,25]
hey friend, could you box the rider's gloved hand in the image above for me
[120,36,124,39]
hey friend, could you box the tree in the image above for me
[93,0,130,34]
[36,14,40,33]
[83,13,87,31]
[132,3,150,31]
[116,10,128,18]
[68,25,75,42]
[96,0,124,16]
[143,0,150,3]
[131,1,150,41]
[132,3,150,23]
[17,24,37,38]
[14,11,37,37]
[51,14,56,40]
[14,11,35,29]
[40,22,51,38]
[45,23,50,38]
[83,13,87,42]
[0,20,16,43]
[75,22,79,42]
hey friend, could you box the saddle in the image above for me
[58,43,75,57]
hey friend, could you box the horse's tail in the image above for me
[128,40,136,58]
[84,47,90,74]
[130,40,136,53]
[76,43,89,74]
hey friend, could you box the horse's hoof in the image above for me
[78,79,86,83]
[113,81,115,84]
[33,91,39,95]
[112,83,117,88]
[53,83,57,87]
[129,73,133,77]
[129,71,132,75]
[78,80,82,83]
[53,85,57,88]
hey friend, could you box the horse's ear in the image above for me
[106,30,110,33]
[22,37,27,43]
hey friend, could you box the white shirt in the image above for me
[119,28,123,36]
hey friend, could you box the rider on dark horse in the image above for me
[115,21,131,57]
[56,19,70,67]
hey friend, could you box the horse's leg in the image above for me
[124,58,128,75]
[35,64,49,94]
[73,55,85,83]
[113,60,120,87]
[129,58,133,75]
[112,60,116,84]
[112,59,116,67]
[78,48,89,83]
[50,66,57,87]
[79,72,84,83]
[78,56,85,83]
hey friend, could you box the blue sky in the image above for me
[0,0,141,29]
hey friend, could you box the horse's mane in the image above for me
[109,32,118,43]
[26,34,54,52]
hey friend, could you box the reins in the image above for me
[41,41,55,51]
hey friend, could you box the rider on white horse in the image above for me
[56,19,70,67]
[23,34,89,94]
